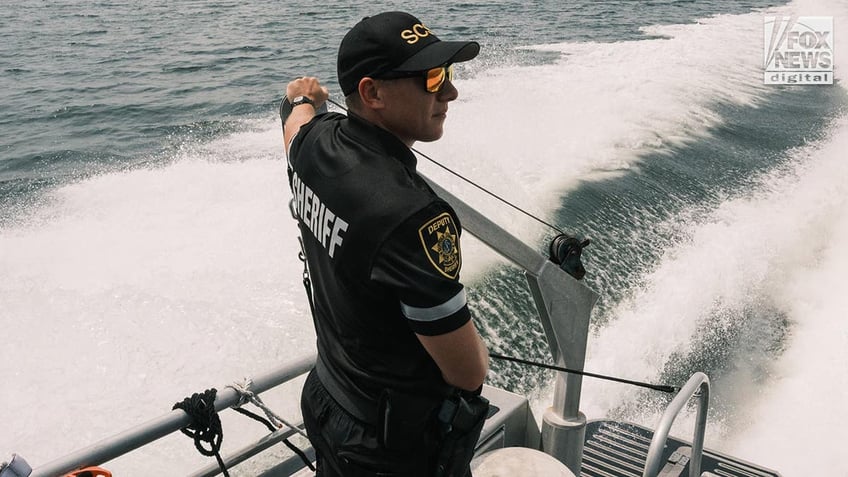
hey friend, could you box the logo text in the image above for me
[764,16,834,85]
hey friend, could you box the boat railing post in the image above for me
[642,372,710,477]
[424,178,598,476]
[526,264,594,475]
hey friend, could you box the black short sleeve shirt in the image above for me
[288,112,469,408]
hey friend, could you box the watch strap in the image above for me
[290,95,314,107]
[279,95,329,129]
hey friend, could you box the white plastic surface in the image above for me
[470,447,576,477]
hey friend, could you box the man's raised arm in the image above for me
[282,76,329,155]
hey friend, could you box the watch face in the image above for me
[292,96,306,103]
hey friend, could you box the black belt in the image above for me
[314,358,379,424]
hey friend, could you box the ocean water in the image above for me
[1,0,847,476]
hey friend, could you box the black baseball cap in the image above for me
[337,11,480,96]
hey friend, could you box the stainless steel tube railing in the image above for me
[31,353,316,477]
[643,372,710,477]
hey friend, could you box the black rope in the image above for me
[233,407,276,432]
[489,353,679,394]
[325,97,565,234]
[172,388,229,477]
[233,408,316,471]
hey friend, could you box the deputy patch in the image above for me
[418,212,461,279]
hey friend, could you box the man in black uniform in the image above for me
[281,11,489,477]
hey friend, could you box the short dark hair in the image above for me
[344,91,363,112]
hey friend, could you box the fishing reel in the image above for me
[548,234,590,280]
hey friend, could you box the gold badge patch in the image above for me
[418,212,461,279]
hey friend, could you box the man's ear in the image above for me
[357,77,386,110]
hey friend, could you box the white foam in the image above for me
[417,5,773,248]
[570,0,848,472]
[717,118,848,476]
[467,5,848,473]
[0,123,315,473]
[576,93,848,477]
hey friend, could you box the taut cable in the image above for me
[489,353,679,394]
[325,97,565,234]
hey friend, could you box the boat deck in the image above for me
[582,420,781,477]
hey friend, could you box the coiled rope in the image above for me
[173,383,315,475]
[172,389,229,476]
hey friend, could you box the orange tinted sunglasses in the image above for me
[378,64,454,93]
[423,65,454,93]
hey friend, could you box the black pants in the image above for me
[301,369,444,477]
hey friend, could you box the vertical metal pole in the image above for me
[526,264,595,475]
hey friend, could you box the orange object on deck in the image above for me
[62,467,112,477]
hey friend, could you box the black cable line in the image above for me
[325,97,564,234]
[233,408,315,471]
[489,352,679,394]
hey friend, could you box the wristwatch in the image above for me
[279,94,328,129]
[290,95,315,108]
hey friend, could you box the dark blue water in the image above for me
[0,0,786,192]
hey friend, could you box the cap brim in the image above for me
[393,40,480,72]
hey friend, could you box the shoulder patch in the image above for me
[418,212,461,279]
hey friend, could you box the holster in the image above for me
[377,389,441,452]
[433,393,490,477]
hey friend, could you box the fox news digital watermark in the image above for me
[764,16,833,85]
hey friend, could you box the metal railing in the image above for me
[30,354,316,477]
[642,372,710,477]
